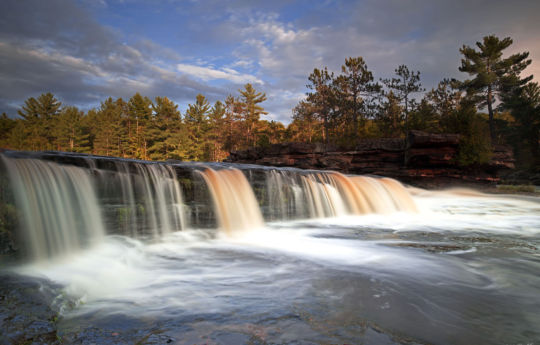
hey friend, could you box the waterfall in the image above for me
[198,167,264,235]
[1,156,105,260]
[132,163,185,237]
[92,161,186,237]
[261,169,418,220]
[0,151,418,259]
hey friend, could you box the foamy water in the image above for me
[11,190,539,344]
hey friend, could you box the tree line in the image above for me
[0,35,538,169]
[289,35,538,168]
[0,84,285,162]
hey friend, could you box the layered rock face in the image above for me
[226,131,515,185]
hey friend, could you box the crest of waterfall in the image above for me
[198,168,264,235]
[1,156,105,260]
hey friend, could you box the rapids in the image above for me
[0,151,539,344]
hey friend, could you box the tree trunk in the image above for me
[487,85,495,143]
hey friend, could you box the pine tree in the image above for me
[185,94,211,160]
[238,83,267,147]
[207,100,226,161]
[292,100,321,143]
[334,57,380,140]
[407,99,438,132]
[148,96,183,160]
[459,35,532,142]
[90,98,124,157]
[0,113,16,148]
[377,91,403,137]
[17,93,62,150]
[306,67,336,144]
[223,95,243,152]
[502,82,540,169]
[54,106,90,152]
[127,93,153,159]
[381,65,424,134]
[426,79,462,120]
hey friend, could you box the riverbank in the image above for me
[226,131,518,187]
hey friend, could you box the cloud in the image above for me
[0,0,234,115]
[176,63,263,84]
[0,0,539,124]
[206,1,540,122]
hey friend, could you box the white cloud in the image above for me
[176,63,263,85]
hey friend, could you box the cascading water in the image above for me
[198,167,264,235]
[0,153,189,259]
[2,151,537,345]
[0,156,105,260]
[0,152,418,257]
[258,169,417,219]
[131,163,185,236]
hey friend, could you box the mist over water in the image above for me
[1,152,539,344]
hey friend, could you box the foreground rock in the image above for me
[0,274,63,345]
[227,131,516,187]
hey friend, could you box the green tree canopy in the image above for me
[334,57,380,139]
[238,83,267,147]
[502,82,540,169]
[306,67,335,144]
[459,35,532,142]
[381,65,424,133]
[17,93,62,150]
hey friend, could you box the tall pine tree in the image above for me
[459,35,532,142]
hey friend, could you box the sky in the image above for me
[1,0,539,124]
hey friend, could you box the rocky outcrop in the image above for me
[226,130,515,185]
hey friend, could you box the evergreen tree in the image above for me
[306,67,336,144]
[459,35,532,142]
[291,100,321,143]
[90,98,125,157]
[381,65,424,134]
[17,93,62,150]
[426,79,462,122]
[222,95,243,152]
[127,93,153,160]
[446,101,492,166]
[238,83,267,147]
[502,82,540,169]
[408,99,439,132]
[377,91,403,137]
[149,96,183,160]
[207,100,227,161]
[334,57,380,140]
[54,106,90,152]
[0,113,16,148]
[257,120,285,147]
[185,94,211,160]
[7,120,26,150]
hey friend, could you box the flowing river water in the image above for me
[0,151,539,345]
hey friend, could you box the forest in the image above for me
[0,35,538,170]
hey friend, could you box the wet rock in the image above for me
[0,273,63,345]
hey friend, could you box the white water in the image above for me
[17,191,540,312]
[1,157,105,260]
[2,153,539,343]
